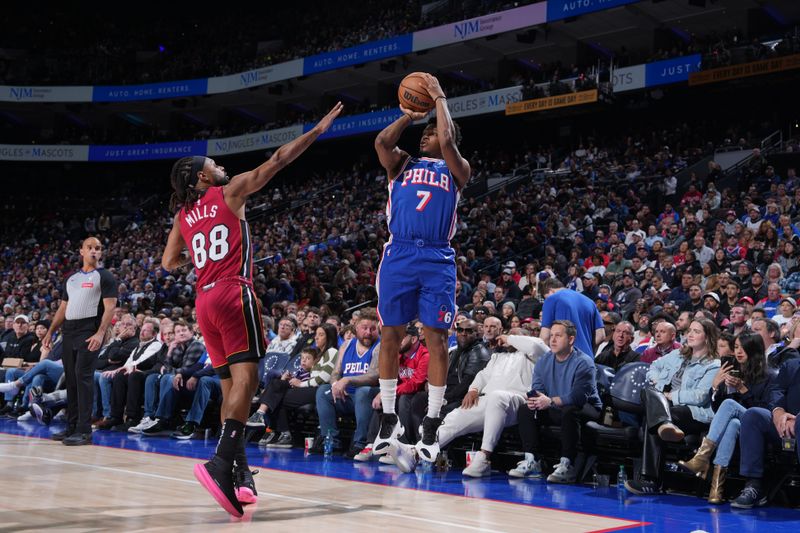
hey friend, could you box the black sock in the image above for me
[215,419,245,463]
[234,431,249,471]
[747,477,762,491]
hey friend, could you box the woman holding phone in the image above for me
[678,332,776,504]
[624,318,720,496]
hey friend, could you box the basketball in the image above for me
[398,72,434,113]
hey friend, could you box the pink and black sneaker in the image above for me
[193,456,244,518]
[235,468,258,505]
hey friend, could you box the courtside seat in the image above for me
[765,442,800,504]
[585,421,639,449]
[259,351,292,383]
[610,361,649,416]
[578,363,648,476]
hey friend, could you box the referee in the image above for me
[45,237,117,446]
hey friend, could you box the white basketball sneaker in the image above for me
[372,413,404,456]
[414,416,442,462]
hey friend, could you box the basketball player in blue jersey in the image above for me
[372,73,470,471]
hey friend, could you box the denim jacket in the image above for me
[646,349,720,423]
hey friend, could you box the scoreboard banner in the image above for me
[546,0,639,22]
[688,54,800,86]
[207,126,305,156]
[644,54,702,87]
[0,0,645,103]
[0,144,89,161]
[505,89,598,116]
[412,3,546,51]
[303,35,414,75]
[207,60,304,94]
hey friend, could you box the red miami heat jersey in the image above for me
[178,186,253,288]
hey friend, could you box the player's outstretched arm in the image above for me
[421,74,471,190]
[161,213,191,271]
[226,102,343,201]
[374,113,415,179]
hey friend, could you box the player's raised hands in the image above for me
[399,105,430,121]
[419,73,445,100]
[313,101,344,135]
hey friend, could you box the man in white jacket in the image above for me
[104,318,165,430]
[436,331,548,477]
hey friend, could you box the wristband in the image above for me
[435,95,447,103]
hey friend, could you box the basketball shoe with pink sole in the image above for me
[193,457,244,518]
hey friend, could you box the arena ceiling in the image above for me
[1,0,798,134]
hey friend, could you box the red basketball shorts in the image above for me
[196,280,266,373]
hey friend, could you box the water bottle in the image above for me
[435,450,450,472]
[617,464,627,489]
[603,406,614,426]
[323,430,333,458]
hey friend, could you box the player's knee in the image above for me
[229,362,258,387]
[380,325,405,345]
[423,326,448,342]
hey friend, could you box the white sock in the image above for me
[427,385,446,418]
[379,379,397,414]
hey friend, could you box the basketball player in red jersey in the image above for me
[162,102,343,517]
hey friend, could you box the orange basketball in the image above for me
[398,72,434,113]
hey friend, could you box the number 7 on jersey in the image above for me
[416,190,432,212]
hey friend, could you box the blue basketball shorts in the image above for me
[376,238,456,329]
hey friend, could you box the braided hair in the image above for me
[169,156,206,212]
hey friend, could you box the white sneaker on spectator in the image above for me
[0,381,20,394]
[379,454,395,465]
[462,451,491,478]
[353,446,374,462]
[128,416,156,434]
[546,457,576,484]
[31,403,45,425]
[507,453,542,478]
[52,409,67,422]
[388,441,417,473]
[16,411,33,422]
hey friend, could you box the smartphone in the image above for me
[728,369,741,379]
[527,390,540,398]
[720,356,739,371]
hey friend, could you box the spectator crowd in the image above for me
[0,1,529,85]
[1,113,800,509]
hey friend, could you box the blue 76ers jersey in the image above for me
[387,157,460,243]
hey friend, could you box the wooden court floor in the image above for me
[0,433,642,532]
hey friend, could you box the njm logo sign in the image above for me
[9,87,35,100]
[453,20,481,40]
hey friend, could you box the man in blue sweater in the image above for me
[508,320,602,483]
